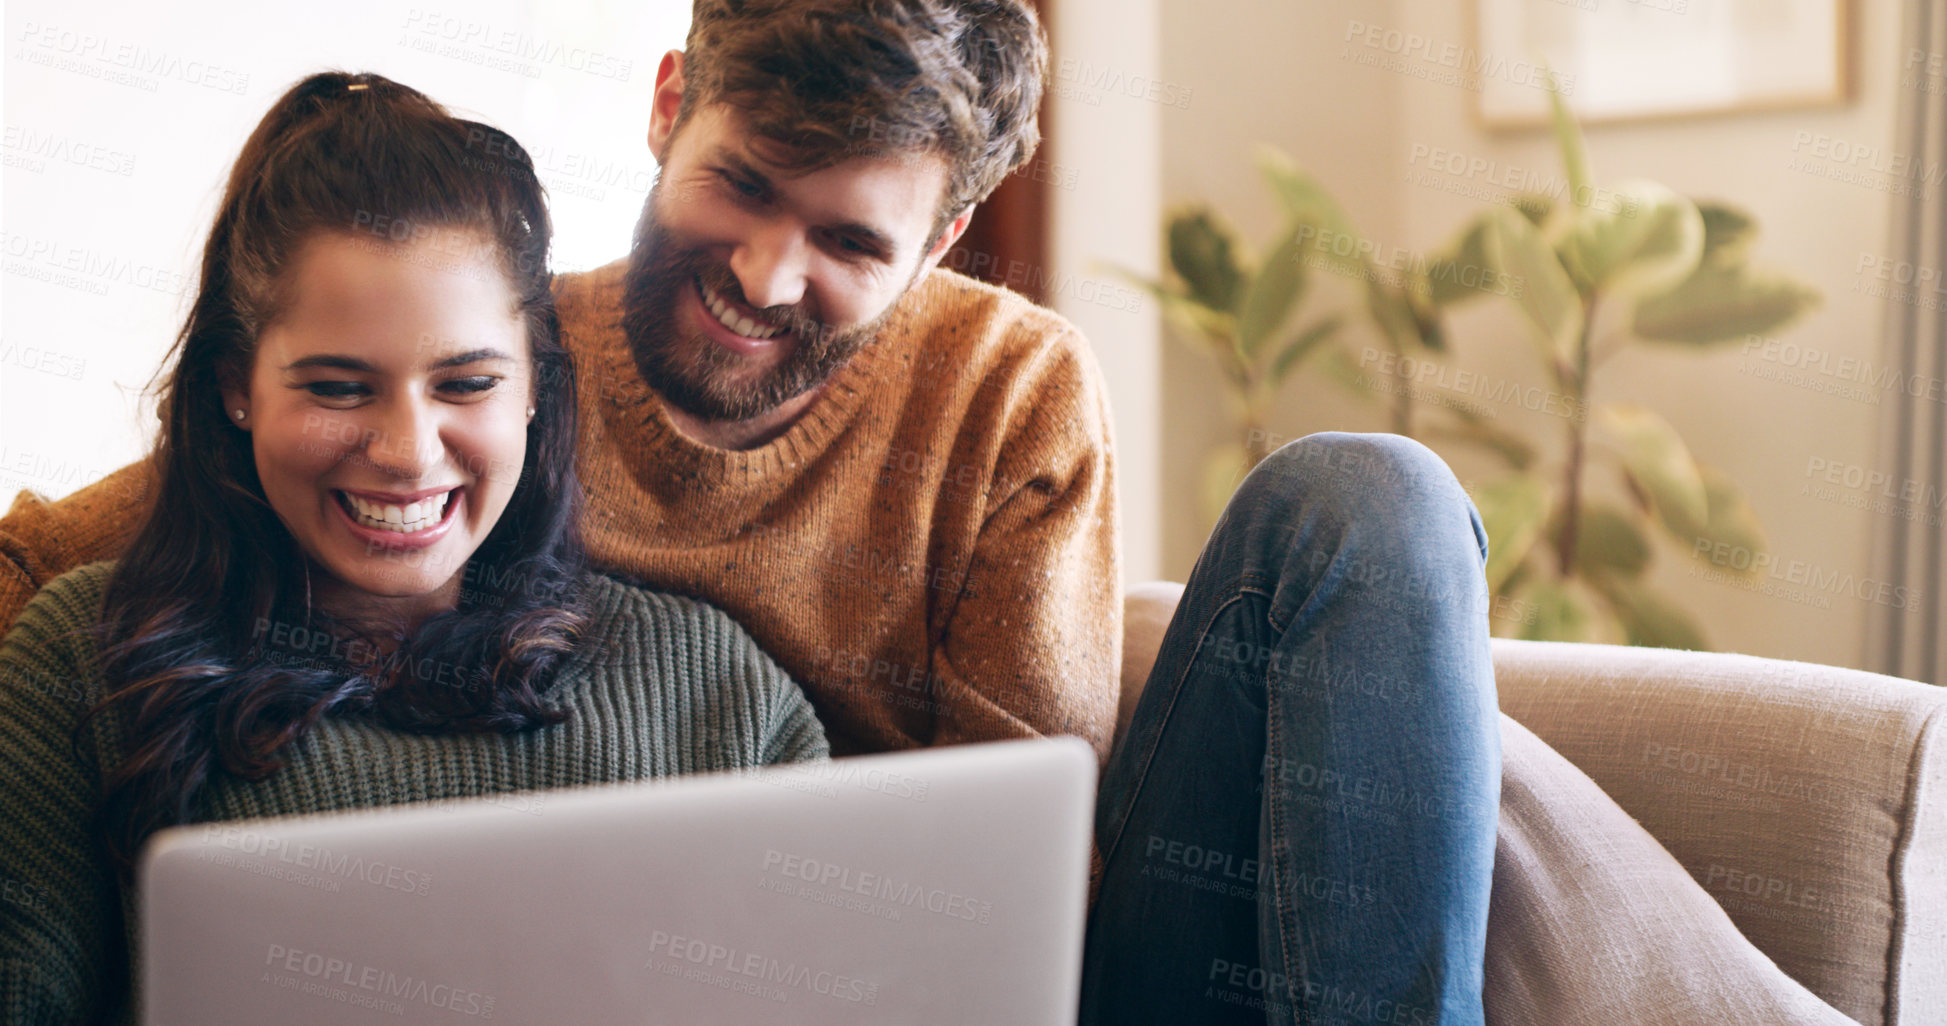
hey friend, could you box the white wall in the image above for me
[1158,0,1908,669]
[1048,0,1164,584]
[1,0,682,506]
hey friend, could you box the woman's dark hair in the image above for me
[79,71,584,875]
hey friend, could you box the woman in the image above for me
[0,72,826,1024]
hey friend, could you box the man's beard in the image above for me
[620,185,904,423]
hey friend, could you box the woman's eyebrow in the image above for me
[429,348,515,370]
[281,349,514,373]
[284,354,377,372]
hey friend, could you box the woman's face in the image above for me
[226,229,534,625]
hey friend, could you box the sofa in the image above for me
[1119,582,1946,1026]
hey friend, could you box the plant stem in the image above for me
[1556,295,1598,577]
[1389,338,1413,437]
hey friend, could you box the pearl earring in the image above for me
[526,406,536,418]
[233,409,246,421]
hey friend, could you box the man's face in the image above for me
[622,101,959,422]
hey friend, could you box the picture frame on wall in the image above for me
[1473,0,1851,129]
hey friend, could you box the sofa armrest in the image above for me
[1492,638,1947,1026]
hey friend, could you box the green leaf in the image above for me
[1366,277,1423,351]
[1167,208,1246,313]
[1426,219,1497,308]
[1317,343,1378,396]
[1598,403,1709,531]
[1561,181,1704,299]
[1472,476,1551,594]
[1481,207,1586,362]
[1696,201,1758,266]
[1592,578,1709,650]
[1238,223,1309,356]
[1519,579,1602,642]
[1269,316,1343,384]
[1511,194,1555,227]
[1256,148,1368,277]
[1575,503,1653,579]
[1545,80,1592,208]
[1665,464,1769,573]
[1421,415,1538,472]
[1633,262,1822,346]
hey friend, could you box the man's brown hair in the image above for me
[678,0,1046,241]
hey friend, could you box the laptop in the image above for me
[139,737,1096,1025]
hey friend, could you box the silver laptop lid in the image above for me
[140,737,1095,1025]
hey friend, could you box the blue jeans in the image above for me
[1079,433,1500,1026]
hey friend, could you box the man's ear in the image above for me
[918,206,976,277]
[647,50,687,164]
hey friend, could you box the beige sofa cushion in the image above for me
[1494,640,1947,1026]
[1488,714,1856,1025]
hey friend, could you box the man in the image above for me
[0,2,1499,1022]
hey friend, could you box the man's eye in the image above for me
[305,381,367,399]
[824,231,879,260]
[441,376,500,395]
[719,172,764,201]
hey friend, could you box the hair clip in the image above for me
[346,82,370,92]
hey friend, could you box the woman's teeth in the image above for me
[341,490,451,533]
[699,279,782,339]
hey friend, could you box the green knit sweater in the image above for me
[0,561,829,1025]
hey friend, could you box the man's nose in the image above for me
[729,224,809,311]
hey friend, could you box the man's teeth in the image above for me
[343,491,451,533]
[700,280,781,339]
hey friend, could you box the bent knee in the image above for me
[1239,432,1462,520]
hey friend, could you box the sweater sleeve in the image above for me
[761,680,831,766]
[716,604,828,766]
[927,329,1123,763]
[1,460,156,633]
[0,565,126,1025]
